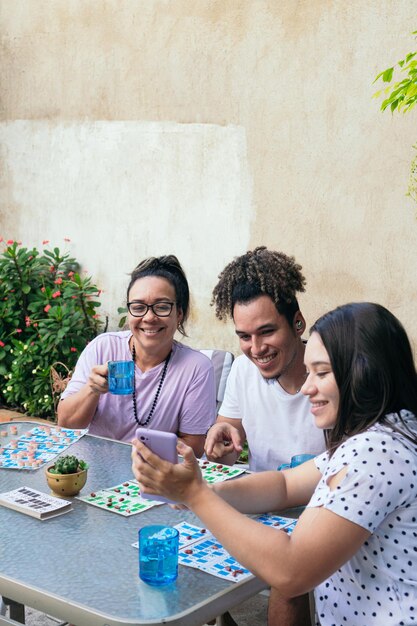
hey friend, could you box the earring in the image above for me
[296,320,303,330]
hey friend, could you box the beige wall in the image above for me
[1,0,416,355]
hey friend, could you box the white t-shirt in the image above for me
[309,412,417,626]
[219,355,326,471]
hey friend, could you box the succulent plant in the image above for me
[49,454,88,475]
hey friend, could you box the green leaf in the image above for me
[382,67,394,82]
[118,315,127,328]
[405,83,417,98]
[73,274,82,287]
[373,70,386,83]
[22,284,31,294]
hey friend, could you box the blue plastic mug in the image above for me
[108,360,134,395]
[290,454,315,467]
[278,454,315,471]
[139,525,179,586]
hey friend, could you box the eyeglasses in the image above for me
[127,301,176,318]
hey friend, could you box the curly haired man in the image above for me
[206,246,324,471]
[205,246,325,626]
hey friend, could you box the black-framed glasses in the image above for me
[127,301,176,318]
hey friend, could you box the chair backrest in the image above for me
[199,349,234,409]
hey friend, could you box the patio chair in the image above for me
[199,349,234,410]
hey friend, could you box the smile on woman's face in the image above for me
[128,276,182,362]
[301,332,339,429]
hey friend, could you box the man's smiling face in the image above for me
[233,295,301,380]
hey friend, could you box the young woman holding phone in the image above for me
[132,302,417,625]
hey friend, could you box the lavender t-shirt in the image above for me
[61,331,216,441]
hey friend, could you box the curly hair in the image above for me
[211,246,306,324]
[127,255,189,336]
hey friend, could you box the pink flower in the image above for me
[42,240,49,245]
[70,347,77,352]
[0,340,5,347]
[25,316,31,327]
[33,323,38,328]
[44,304,51,313]
[68,271,74,277]
[7,239,14,245]
[40,287,46,293]
[0,236,3,243]
[52,290,61,299]
[16,328,22,333]
[54,277,63,284]
[64,237,71,242]
[49,265,55,273]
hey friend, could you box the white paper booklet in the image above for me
[0,486,72,520]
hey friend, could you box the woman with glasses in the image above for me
[57,255,216,456]
[133,302,417,624]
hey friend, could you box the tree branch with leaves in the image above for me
[373,30,417,203]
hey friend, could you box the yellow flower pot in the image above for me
[45,466,87,497]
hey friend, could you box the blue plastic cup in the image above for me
[290,454,315,467]
[277,462,291,470]
[108,360,134,395]
[278,454,315,471]
[139,525,179,586]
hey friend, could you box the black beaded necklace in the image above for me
[131,343,172,427]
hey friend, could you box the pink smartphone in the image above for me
[135,428,178,502]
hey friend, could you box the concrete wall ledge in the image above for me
[0,408,53,424]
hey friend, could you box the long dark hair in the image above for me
[127,255,190,336]
[311,302,417,454]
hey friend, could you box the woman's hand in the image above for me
[131,439,206,505]
[87,364,109,395]
[57,363,109,429]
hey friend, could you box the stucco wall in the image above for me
[1,0,416,354]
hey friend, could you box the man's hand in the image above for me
[204,422,243,464]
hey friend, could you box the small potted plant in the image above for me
[45,454,89,497]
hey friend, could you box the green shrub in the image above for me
[0,239,106,417]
